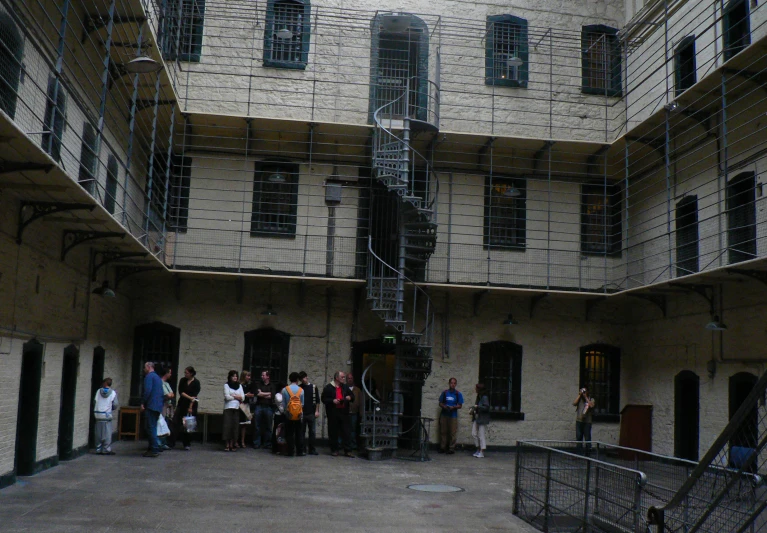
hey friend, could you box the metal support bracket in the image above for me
[17,202,95,244]
[585,296,607,322]
[722,67,767,96]
[134,99,175,114]
[669,283,714,310]
[236,276,244,304]
[728,269,767,288]
[529,293,547,319]
[533,141,555,173]
[61,230,124,261]
[625,135,666,160]
[91,250,147,280]
[114,265,162,289]
[586,145,610,179]
[477,137,496,167]
[473,289,489,317]
[82,14,145,42]
[298,281,306,308]
[0,161,54,175]
[626,293,667,318]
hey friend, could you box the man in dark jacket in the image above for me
[141,362,165,457]
[299,371,321,455]
[321,371,355,457]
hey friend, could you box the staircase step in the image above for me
[385,320,406,331]
[404,222,437,230]
[404,255,427,264]
[404,243,436,252]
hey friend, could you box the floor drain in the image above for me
[407,484,464,493]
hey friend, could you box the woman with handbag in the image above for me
[170,366,200,451]
[471,383,491,458]
[158,366,174,450]
[223,370,244,452]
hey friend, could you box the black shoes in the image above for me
[142,451,159,458]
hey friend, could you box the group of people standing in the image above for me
[437,378,491,458]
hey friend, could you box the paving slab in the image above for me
[0,441,541,532]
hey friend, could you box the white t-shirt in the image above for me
[224,384,244,410]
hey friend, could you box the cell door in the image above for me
[674,370,699,461]
[57,345,79,460]
[88,347,105,449]
[16,340,43,476]
[130,323,180,405]
[376,32,420,117]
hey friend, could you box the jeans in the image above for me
[303,414,317,452]
[576,420,592,451]
[254,405,274,447]
[145,409,161,453]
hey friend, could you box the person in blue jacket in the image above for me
[141,361,165,457]
[438,377,463,454]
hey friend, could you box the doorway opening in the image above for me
[130,322,180,406]
[729,372,758,468]
[674,370,699,461]
[15,339,44,476]
[88,347,106,449]
[57,345,79,460]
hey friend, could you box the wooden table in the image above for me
[118,406,141,441]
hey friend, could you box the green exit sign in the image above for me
[382,335,397,345]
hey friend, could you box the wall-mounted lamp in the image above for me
[124,56,162,74]
[276,28,293,39]
[705,315,727,331]
[503,313,518,326]
[664,101,680,113]
[267,172,287,183]
[506,56,523,67]
[503,185,521,198]
[92,281,116,298]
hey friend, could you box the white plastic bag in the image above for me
[183,415,198,433]
[157,415,171,437]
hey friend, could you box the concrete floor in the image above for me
[0,441,540,532]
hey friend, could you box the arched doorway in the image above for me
[88,347,106,449]
[729,372,758,467]
[16,339,44,476]
[674,370,699,461]
[57,345,80,460]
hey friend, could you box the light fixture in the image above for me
[92,281,116,298]
[381,13,412,33]
[705,315,727,331]
[262,304,277,316]
[503,186,521,198]
[124,55,162,74]
[664,101,680,113]
[503,313,518,325]
[276,28,293,39]
[507,56,523,67]
[267,172,286,183]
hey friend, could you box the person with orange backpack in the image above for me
[281,372,305,457]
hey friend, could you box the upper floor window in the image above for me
[78,122,98,195]
[484,176,526,248]
[675,196,699,276]
[251,161,299,237]
[727,171,756,264]
[581,25,622,96]
[145,152,170,233]
[581,183,622,256]
[674,36,696,96]
[264,0,311,69]
[161,0,205,62]
[42,76,67,162]
[580,344,620,422]
[723,0,750,60]
[479,341,524,419]
[485,15,528,88]
[0,9,23,120]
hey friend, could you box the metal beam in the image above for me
[17,202,95,244]
[626,293,667,318]
[586,144,610,179]
[727,269,767,288]
[529,293,547,318]
[533,141,555,173]
[668,283,714,309]
[134,99,175,114]
[61,230,124,260]
[722,67,767,95]
[92,251,148,280]
[477,137,496,167]
[625,135,666,159]
[473,289,489,316]
[0,162,54,175]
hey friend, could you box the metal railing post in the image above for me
[544,448,552,532]
[583,458,592,533]
[512,441,522,515]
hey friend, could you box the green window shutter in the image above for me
[300,1,311,64]
[178,0,204,62]
[484,18,495,85]
[581,25,621,96]
[264,0,310,70]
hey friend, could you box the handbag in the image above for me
[239,402,253,421]
[157,415,171,437]
[183,415,198,433]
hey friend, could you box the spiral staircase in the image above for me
[361,77,440,458]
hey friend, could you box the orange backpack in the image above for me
[286,386,303,421]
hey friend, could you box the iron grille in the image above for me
[270,1,303,63]
[105,154,118,214]
[78,122,97,195]
[479,341,521,412]
[0,7,23,119]
[376,34,418,116]
[486,178,525,247]
[492,22,521,81]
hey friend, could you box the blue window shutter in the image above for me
[264,1,275,64]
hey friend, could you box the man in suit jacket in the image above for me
[321,371,355,457]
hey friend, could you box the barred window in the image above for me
[0,9,24,120]
[169,155,191,232]
[145,152,170,233]
[484,177,526,248]
[580,344,620,421]
[78,122,98,195]
[160,0,205,62]
[485,15,528,88]
[264,0,311,69]
[479,341,523,419]
[674,36,696,96]
[243,328,290,387]
[727,172,756,264]
[581,183,622,256]
[105,154,118,215]
[251,161,299,237]
[581,25,621,96]
[723,0,750,60]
